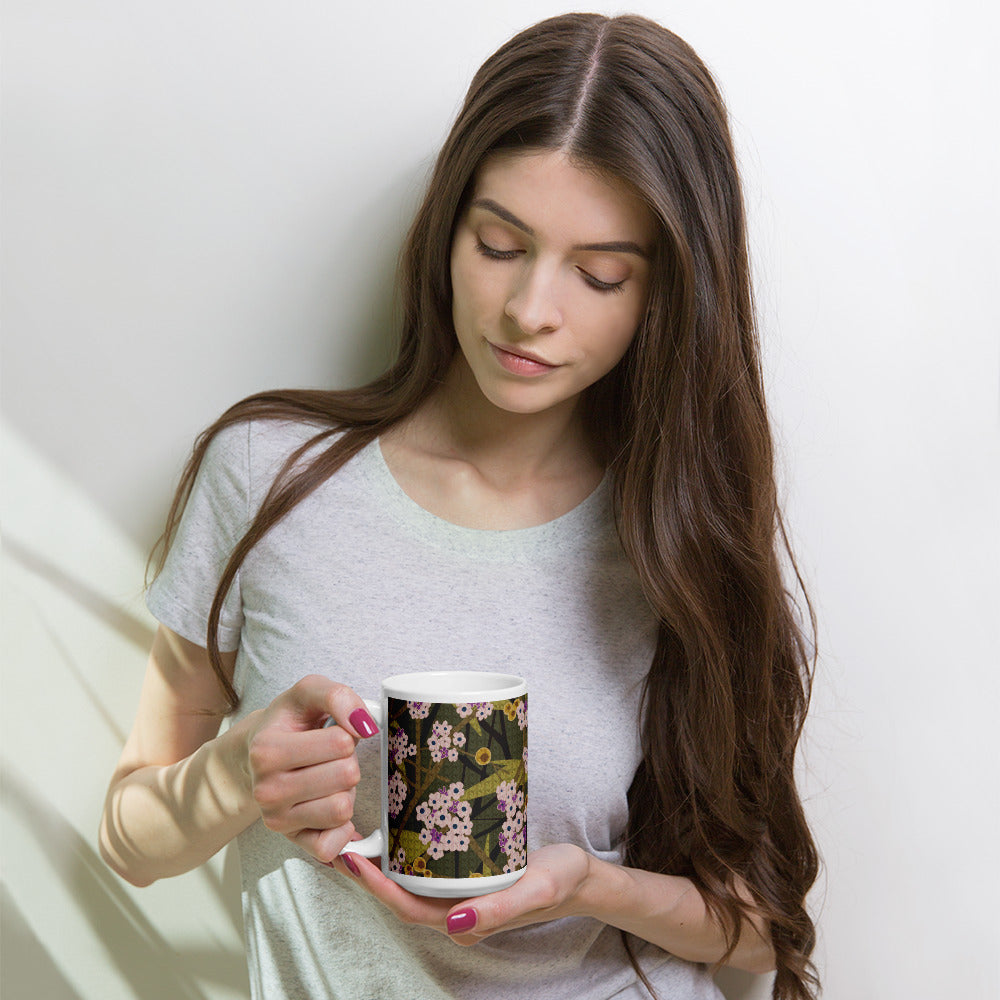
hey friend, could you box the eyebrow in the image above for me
[470,197,650,259]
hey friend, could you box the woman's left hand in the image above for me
[330,843,592,943]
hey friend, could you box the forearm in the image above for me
[99,713,261,886]
[578,856,775,974]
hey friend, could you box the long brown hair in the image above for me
[151,14,818,998]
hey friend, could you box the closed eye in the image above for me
[476,237,626,295]
[578,269,625,294]
[475,238,521,261]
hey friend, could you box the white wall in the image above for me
[3,2,997,998]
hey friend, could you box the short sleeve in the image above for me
[146,421,251,651]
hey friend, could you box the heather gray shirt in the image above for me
[148,419,723,1000]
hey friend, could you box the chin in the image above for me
[483,386,576,418]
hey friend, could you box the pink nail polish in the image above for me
[342,853,360,876]
[348,707,379,738]
[447,908,477,934]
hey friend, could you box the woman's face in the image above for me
[449,149,655,420]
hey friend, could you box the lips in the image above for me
[489,342,560,376]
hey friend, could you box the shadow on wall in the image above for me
[4,536,154,654]
[2,427,250,999]
[2,887,85,1000]
[1,770,247,1000]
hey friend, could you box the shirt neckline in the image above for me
[356,436,615,559]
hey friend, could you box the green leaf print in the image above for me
[461,759,523,801]
[398,829,425,861]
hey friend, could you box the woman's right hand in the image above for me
[241,675,380,864]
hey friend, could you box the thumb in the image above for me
[446,906,480,937]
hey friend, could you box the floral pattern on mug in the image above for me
[386,696,527,880]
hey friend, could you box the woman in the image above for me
[100,13,819,1000]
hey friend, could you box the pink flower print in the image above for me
[389,847,407,874]
[415,783,471,861]
[387,771,407,818]
[429,828,445,859]
[499,809,527,872]
[494,780,527,872]
[407,701,430,719]
[419,825,447,860]
[453,731,466,748]
[474,702,494,721]
[428,720,455,762]
[516,700,527,730]
[456,703,474,718]
[442,830,470,852]
[503,855,526,875]
[389,729,416,765]
[496,780,519,815]
[426,788,453,826]
[501,814,523,844]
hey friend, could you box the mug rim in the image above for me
[381,670,526,702]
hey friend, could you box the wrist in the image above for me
[215,710,263,807]
[573,851,629,922]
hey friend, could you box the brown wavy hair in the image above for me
[151,13,818,998]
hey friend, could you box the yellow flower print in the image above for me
[503,700,519,721]
[475,747,492,765]
[413,857,427,873]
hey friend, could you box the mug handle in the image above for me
[324,698,385,859]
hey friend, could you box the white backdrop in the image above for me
[3,2,998,998]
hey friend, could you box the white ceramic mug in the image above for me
[342,670,528,898]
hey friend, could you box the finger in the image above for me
[445,906,482,944]
[339,852,454,927]
[293,821,359,864]
[250,745,360,829]
[445,869,557,941]
[325,855,356,879]
[264,787,357,835]
[281,675,380,740]
[253,750,361,805]
[250,725,360,780]
[323,839,366,878]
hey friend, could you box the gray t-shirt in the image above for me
[148,418,723,1000]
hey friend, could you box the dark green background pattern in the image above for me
[386,696,527,880]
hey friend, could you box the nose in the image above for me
[504,262,563,335]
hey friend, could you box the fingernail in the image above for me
[349,707,379,738]
[342,853,360,876]
[447,908,477,935]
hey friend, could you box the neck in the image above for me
[416,356,598,485]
